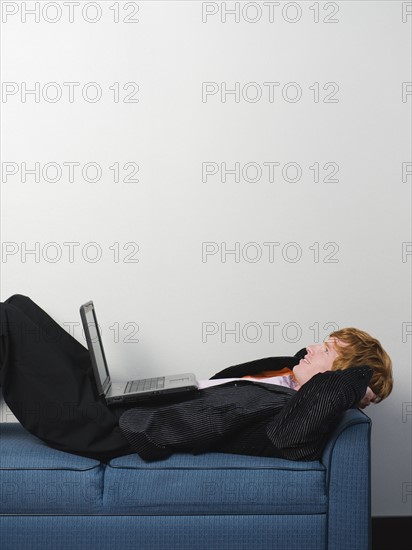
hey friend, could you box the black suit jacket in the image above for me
[119,360,372,462]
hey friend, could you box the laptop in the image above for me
[80,301,198,406]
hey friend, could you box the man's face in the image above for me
[293,337,342,387]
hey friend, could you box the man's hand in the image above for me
[358,386,377,409]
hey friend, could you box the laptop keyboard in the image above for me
[127,377,166,393]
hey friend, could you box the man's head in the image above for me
[293,328,393,405]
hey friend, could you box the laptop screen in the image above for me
[81,302,110,393]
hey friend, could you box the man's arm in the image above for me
[265,366,372,461]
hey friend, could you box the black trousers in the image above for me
[0,294,133,461]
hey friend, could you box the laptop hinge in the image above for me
[103,379,111,396]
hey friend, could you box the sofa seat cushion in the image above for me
[0,423,103,514]
[104,451,327,515]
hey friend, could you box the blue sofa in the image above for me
[0,409,371,550]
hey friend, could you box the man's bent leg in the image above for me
[0,297,133,461]
[4,294,90,363]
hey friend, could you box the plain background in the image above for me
[1,0,411,517]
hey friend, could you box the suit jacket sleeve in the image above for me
[265,365,372,460]
[209,348,307,379]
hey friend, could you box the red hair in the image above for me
[329,328,393,402]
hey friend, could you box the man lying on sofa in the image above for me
[0,295,393,462]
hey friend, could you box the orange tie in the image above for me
[242,367,295,379]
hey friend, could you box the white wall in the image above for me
[1,0,411,517]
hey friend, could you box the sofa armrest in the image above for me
[321,408,372,550]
